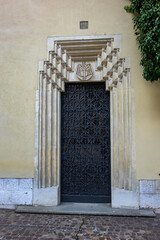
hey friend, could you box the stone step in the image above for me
[16,203,156,217]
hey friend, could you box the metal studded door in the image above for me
[61,82,111,203]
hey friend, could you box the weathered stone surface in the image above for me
[19,179,33,190]
[139,180,160,209]
[156,180,160,193]
[0,179,33,207]
[3,179,18,190]
[140,180,155,194]
[0,179,3,189]
[140,193,160,209]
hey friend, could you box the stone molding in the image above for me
[34,35,139,208]
[39,35,130,91]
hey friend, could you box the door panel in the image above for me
[61,82,111,203]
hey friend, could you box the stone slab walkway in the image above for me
[0,209,160,240]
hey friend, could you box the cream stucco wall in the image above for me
[0,0,160,179]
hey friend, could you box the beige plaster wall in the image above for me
[0,0,160,178]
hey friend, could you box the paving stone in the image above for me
[0,209,160,240]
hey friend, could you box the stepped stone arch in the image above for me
[34,35,139,208]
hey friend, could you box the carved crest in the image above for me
[76,62,93,81]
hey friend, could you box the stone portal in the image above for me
[33,35,139,209]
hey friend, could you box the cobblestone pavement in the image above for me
[0,209,160,240]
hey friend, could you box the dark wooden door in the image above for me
[61,82,111,203]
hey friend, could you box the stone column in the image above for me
[111,69,139,209]
[33,62,60,206]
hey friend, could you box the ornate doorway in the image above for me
[34,35,139,209]
[61,82,111,203]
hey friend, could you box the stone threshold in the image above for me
[16,203,156,217]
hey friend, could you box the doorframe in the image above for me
[33,35,139,209]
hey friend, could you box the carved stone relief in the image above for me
[76,62,93,81]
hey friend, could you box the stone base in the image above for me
[1,178,160,209]
[112,188,139,209]
[140,180,160,208]
[33,186,59,206]
[0,179,33,207]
